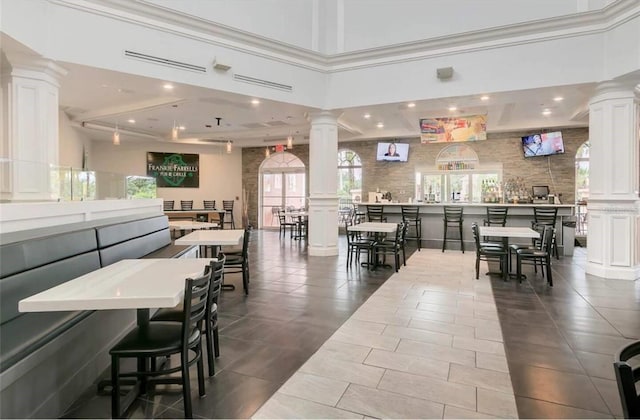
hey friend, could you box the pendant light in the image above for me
[113,122,120,145]
[265,147,270,157]
[171,120,179,140]
[226,140,232,153]
[287,134,293,149]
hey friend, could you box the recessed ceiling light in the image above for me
[553,96,564,102]
[376,122,384,128]
[542,109,552,116]
[448,106,457,111]
[480,95,490,101]
[364,113,371,119]
[179,126,186,130]
[163,83,174,90]
[127,119,136,124]
[407,102,416,108]
[251,99,260,105]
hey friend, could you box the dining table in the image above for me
[175,229,245,290]
[284,211,308,240]
[478,226,540,278]
[347,222,397,270]
[18,258,216,411]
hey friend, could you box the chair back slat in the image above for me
[401,206,420,220]
[367,205,385,222]
[486,207,508,226]
[203,200,216,209]
[444,206,464,222]
[222,200,234,211]
[533,207,558,226]
[180,200,193,211]
[163,200,175,211]
[181,271,210,346]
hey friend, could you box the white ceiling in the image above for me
[59,61,593,148]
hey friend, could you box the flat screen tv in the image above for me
[521,131,565,157]
[376,142,409,162]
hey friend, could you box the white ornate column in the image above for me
[586,81,640,280]
[308,110,340,256]
[1,52,67,201]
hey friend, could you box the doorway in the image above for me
[259,152,306,229]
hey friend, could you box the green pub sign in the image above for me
[147,152,199,188]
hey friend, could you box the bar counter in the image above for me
[359,202,575,252]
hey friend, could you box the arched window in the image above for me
[259,152,306,229]
[575,141,589,235]
[337,149,362,202]
[575,141,589,202]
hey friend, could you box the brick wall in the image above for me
[242,127,588,227]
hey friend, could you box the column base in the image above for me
[308,245,339,257]
[586,262,640,281]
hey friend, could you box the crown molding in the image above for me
[49,0,639,73]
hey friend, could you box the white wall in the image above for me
[90,139,244,224]
[58,111,90,169]
[145,0,316,50]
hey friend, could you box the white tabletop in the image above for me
[478,226,540,239]
[175,229,244,246]
[347,222,397,233]
[169,220,218,230]
[18,258,215,313]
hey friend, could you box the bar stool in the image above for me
[401,205,422,251]
[222,200,235,229]
[163,200,174,211]
[367,205,386,222]
[483,206,508,243]
[203,200,216,209]
[180,200,193,210]
[442,206,464,253]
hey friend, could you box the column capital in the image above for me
[306,110,343,124]
[590,80,640,104]
[1,52,68,87]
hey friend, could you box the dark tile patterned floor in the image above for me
[62,233,639,419]
[62,230,397,419]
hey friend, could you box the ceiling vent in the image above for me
[124,50,207,73]
[233,74,293,92]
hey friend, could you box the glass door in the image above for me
[260,170,306,228]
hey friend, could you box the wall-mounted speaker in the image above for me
[436,67,454,80]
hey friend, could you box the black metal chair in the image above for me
[442,206,464,253]
[277,210,297,238]
[367,205,387,222]
[151,256,225,377]
[516,226,555,286]
[109,271,210,419]
[180,200,193,211]
[222,200,235,229]
[401,205,422,251]
[373,222,403,272]
[345,218,375,269]
[203,200,216,209]
[471,223,508,281]
[224,229,250,295]
[163,200,175,211]
[532,207,559,259]
[613,340,640,419]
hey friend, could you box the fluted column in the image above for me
[1,52,67,201]
[307,110,340,256]
[586,81,640,280]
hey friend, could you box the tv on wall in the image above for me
[376,142,409,162]
[521,131,565,157]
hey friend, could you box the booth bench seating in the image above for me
[0,215,195,419]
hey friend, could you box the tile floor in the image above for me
[63,231,639,419]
